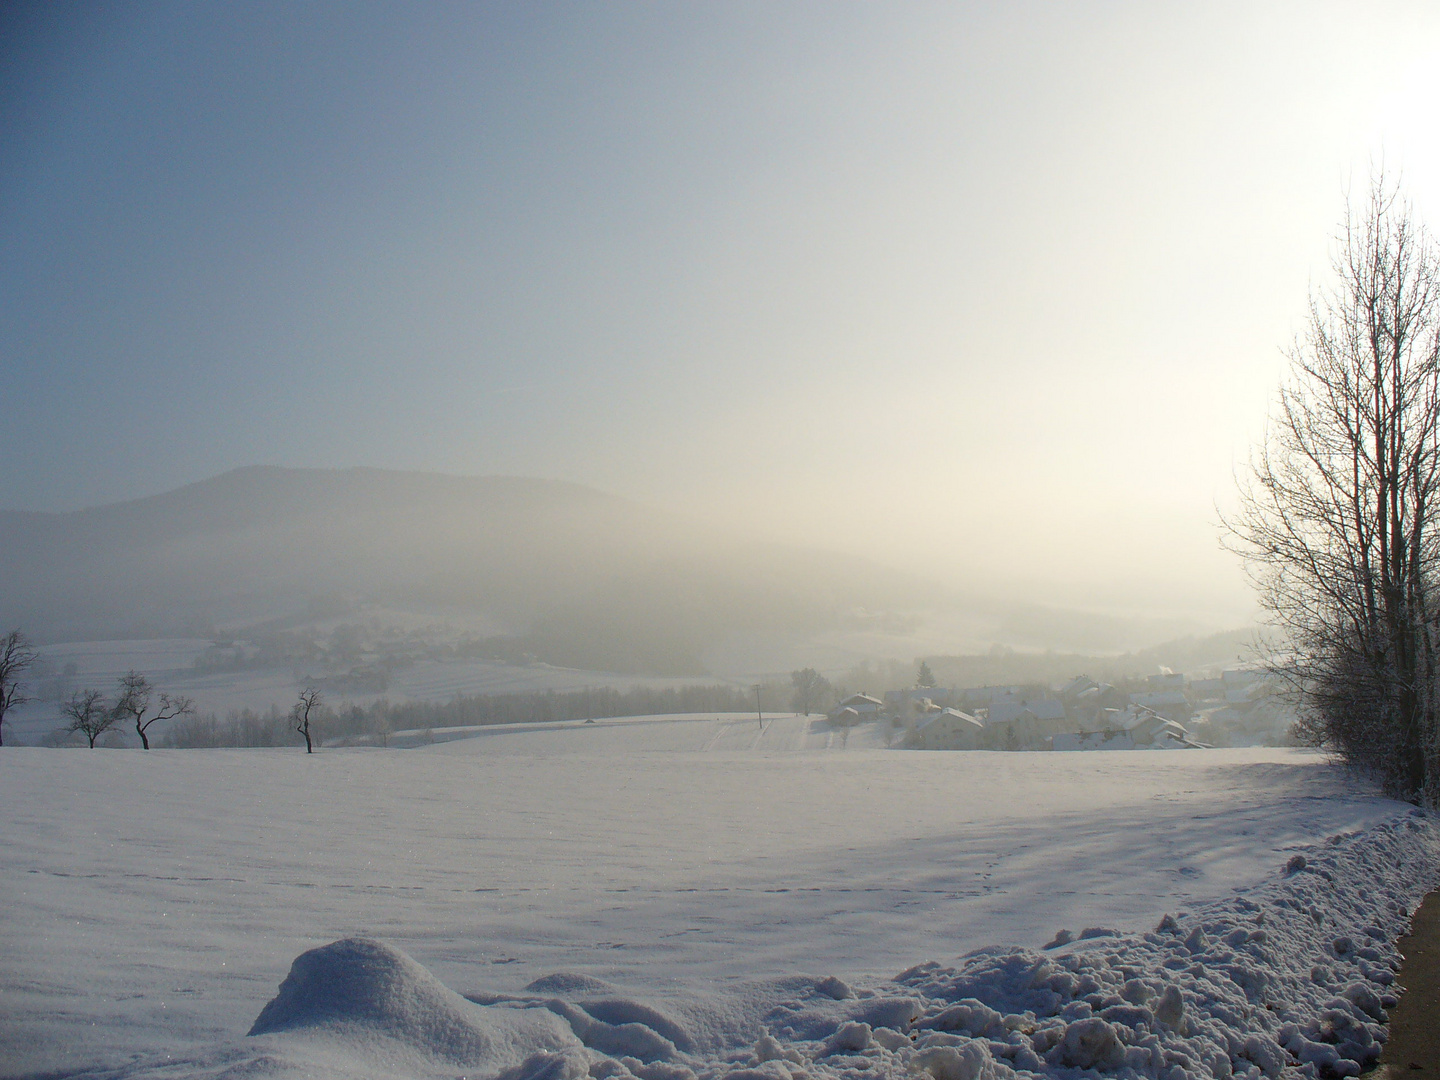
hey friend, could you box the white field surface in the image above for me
[2,716,1435,1080]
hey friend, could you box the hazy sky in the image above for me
[5,2,1440,623]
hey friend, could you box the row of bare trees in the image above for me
[54,679,322,750]
[1229,175,1440,805]
[54,673,197,748]
[0,629,325,751]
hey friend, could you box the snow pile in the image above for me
[718,810,1436,1080]
[247,937,587,1077]
[219,812,1436,1080]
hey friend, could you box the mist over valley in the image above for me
[0,465,1232,681]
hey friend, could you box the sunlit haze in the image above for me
[7,2,1440,627]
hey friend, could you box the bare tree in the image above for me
[0,629,38,747]
[291,686,323,753]
[114,671,194,750]
[1227,174,1440,804]
[789,668,833,716]
[62,689,118,748]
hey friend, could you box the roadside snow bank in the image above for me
[717,809,1435,1080]
[220,812,1436,1080]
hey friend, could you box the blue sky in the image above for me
[5,1,1440,619]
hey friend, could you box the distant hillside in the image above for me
[0,467,931,674]
[922,627,1269,691]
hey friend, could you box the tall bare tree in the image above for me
[789,668,833,716]
[0,629,38,747]
[62,689,118,748]
[114,671,195,750]
[291,686,323,753]
[1228,175,1440,804]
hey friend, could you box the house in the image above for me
[1125,707,1206,749]
[1188,678,1226,701]
[1051,706,1205,751]
[1223,677,1272,706]
[885,687,953,720]
[909,696,945,720]
[1207,693,1296,745]
[1052,729,1136,751]
[1130,690,1193,724]
[1059,675,1099,702]
[830,693,883,725]
[981,698,1068,750]
[958,685,1031,711]
[986,698,1066,726]
[1069,683,1130,728]
[909,708,985,750]
[916,686,953,708]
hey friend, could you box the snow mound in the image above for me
[249,937,581,1070]
[248,937,489,1051]
[527,972,626,996]
[544,998,687,1061]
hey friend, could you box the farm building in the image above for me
[907,708,984,750]
[830,693,883,726]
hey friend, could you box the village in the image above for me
[830,666,1296,752]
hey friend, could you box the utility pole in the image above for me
[754,684,763,729]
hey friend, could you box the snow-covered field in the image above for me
[1,718,1434,1079]
[385,711,891,751]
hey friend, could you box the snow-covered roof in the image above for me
[961,685,1026,704]
[916,708,982,732]
[987,699,1066,725]
[1133,691,1189,708]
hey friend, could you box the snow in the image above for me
[244,937,584,1075]
[390,712,893,751]
[1,723,1434,1079]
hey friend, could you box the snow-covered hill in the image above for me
[3,728,1432,1078]
[0,466,929,673]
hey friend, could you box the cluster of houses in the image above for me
[828,667,1287,752]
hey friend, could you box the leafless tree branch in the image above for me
[1224,172,1440,804]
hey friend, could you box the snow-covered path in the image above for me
[0,735,1411,1077]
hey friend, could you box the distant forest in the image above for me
[923,628,1266,690]
[160,682,780,748]
[826,628,1267,700]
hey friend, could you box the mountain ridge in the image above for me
[0,466,933,674]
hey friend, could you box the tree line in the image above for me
[157,681,789,748]
[0,628,814,750]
